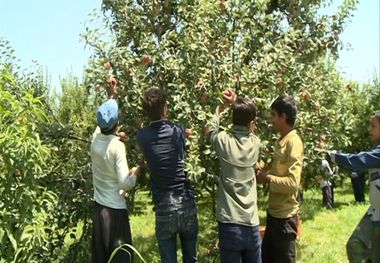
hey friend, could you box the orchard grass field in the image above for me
[130,179,368,263]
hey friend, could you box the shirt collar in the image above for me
[278,129,297,147]
[149,118,168,126]
[232,125,250,134]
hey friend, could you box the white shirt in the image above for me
[91,127,136,209]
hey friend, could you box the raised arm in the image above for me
[208,89,237,145]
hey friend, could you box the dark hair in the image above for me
[373,110,380,122]
[232,96,257,126]
[101,122,118,135]
[142,87,167,121]
[271,95,297,126]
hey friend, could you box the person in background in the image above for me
[208,90,262,263]
[91,79,139,263]
[137,87,198,263]
[256,95,304,263]
[350,171,366,204]
[328,110,380,263]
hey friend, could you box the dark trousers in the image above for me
[92,202,133,263]
[262,213,297,263]
[218,222,262,263]
[155,202,198,263]
[322,184,334,209]
[351,173,366,203]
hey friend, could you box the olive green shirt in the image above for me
[210,112,260,226]
[268,129,304,218]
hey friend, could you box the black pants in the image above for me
[351,173,366,203]
[92,202,133,263]
[262,213,297,263]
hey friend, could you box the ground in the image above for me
[130,178,368,263]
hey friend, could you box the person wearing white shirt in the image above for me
[91,81,138,263]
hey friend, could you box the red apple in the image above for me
[220,0,227,14]
[185,128,193,138]
[108,77,117,87]
[301,90,312,101]
[141,55,152,65]
[119,132,126,141]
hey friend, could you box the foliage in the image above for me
[0,39,95,262]
[82,0,360,194]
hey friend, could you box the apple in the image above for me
[108,77,117,87]
[301,90,312,101]
[141,55,152,65]
[104,62,112,70]
[197,81,205,90]
[185,128,193,138]
[220,0,227,14]
[119,131,126,141]
[200,93,209,103]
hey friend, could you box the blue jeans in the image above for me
[155,201,198,263]
[218,222,262,263]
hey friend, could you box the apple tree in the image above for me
[82,0,361,199]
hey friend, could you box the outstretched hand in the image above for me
[222,89,237,106]
[106,76,118,99]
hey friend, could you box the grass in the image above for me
[129,178,368,263]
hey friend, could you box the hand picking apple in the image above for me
[106,76,118,98]
[222,89,237,106]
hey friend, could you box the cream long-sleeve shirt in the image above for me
[91,127,136,209]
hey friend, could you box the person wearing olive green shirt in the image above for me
[209,90,262,263]
[257,95,304,263]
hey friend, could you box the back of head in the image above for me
[142,87,167,121]
[373,110,380,122]
[271,95,297,126]
[97,99,119,134]
[232,96,257,126]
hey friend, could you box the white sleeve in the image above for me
[114,142,136,191]
[92,126,101,142]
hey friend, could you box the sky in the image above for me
[0,0,379,89]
